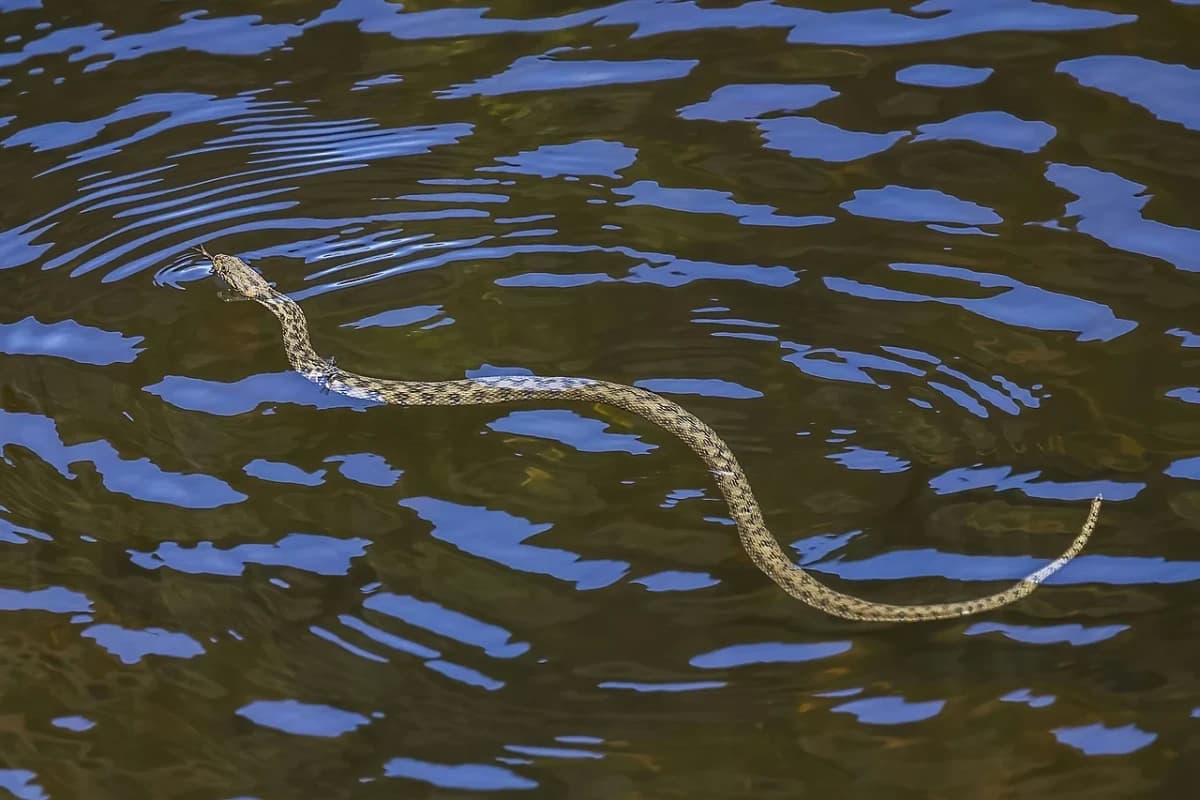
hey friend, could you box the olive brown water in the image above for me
[1,1,1197,797]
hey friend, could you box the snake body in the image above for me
[197,246,1101,622]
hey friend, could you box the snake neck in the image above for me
[259,291,324,374]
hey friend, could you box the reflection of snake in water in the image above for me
[195,245,1102,622]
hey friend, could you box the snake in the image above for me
[195,245,1102,622]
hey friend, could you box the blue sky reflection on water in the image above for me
[82,624,205,665]
[0,410,245,508]
[129,533,369,577]
[236,699,371,738]
[399,496,629,590]
[0,317,143,364]
[2,0,1199,795]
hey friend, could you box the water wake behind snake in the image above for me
[197,245,1101,622]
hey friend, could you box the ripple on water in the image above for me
[0,771,46,800]
[481,139,638,179]
[398,496,629,590]
[129,533,369,577]
[382,757,536,792]
[0,587,91,613]
[0,0,1195,796]
[690,640,852,668]
[832,696,946,725]
[487,409,656,455]
[144,372,380,415]
[964,622,1129,646]
[0,410,245,508]
[895,64,994,87]
[0,318,143,364]
[825,261,1136,343]
[1053,723,1158,756]
[1058,56,1200,132]
[235,699,371,738]
[82,623,205,665]
[1043,163,1200,272]
[440,55,700,99]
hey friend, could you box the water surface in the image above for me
[1,0,1199,797]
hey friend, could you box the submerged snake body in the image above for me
[199,247,1102,622]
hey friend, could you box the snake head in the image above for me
[193,246,273,300]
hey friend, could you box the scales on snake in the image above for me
[194,245,1102,622]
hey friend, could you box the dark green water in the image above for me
[1,1,1199,797]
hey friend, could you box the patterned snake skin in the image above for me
[196,245,1102,622]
